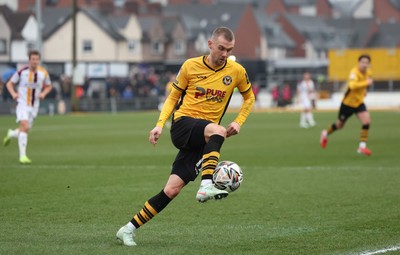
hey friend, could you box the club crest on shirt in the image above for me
[222,76,232,85]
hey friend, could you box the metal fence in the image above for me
[255,73,400,93]
[0,96,160,115]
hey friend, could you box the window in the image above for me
[174,40,186,55]
[128,39,137,53]
[151,41,163,54]
[83,40,92,53]
[0,39,6,54]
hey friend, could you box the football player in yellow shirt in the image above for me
[320,54,373,156]
[116,27,255,246]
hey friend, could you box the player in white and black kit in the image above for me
[297,72,316,128]
[3,50,53,164]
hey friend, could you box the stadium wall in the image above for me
[328,48,400,81]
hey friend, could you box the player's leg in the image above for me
[320,103,351,148]
[3,106,24,146]
[300,100,312,128]
[11,106,32,163]
[200,123,226,182]
[304,101,316,127]
[3,128,19,146]
[117,174,185,246]
[169,117,227,202]
[306,111,316,127]
[300,110,308,128]
[196,123,228,202]
[356,107,371,156]
[18,120,31,164]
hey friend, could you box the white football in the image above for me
[213,160,243,192]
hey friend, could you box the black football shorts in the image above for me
[338,103,367,122]
[170,117,212,184]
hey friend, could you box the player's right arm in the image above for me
[6,80,18,100]
[149,64,188,145]
[156,87,182,128]
[6,70,21,100]
[149,88,182,145]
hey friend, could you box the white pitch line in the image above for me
[358,246,400,255]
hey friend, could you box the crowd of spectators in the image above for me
[57,67,175,101]
[0,65,176,103]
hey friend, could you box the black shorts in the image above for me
[338,103,367,122]
[170,117,212,184]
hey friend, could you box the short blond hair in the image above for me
[211,27,235,42]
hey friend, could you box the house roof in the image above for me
[42,7,71,39]
[368,22,400,47]
[108,15,131,30]
[163,3,246,39]
[216,0,269,6]
[42,7,125,41]
[0,5,13,17]
[83,8,125,40]
[284,13,345,50]
[162,15,182,41]
[284,0,314,7]
[137,15,159,32]
[253,9,295,48]
[137,15,164,42]
[326,17,375,47]
[389,0,400,9]
[0,5,31,40]
[9,12,31,40]
[328,0,363,17]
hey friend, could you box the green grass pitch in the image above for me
[0,110,399,255]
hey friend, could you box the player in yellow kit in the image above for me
[320,54,373,155]
[116,27,255,246]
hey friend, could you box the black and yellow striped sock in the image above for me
[327,123,337,135]
[360,124,370,143]
[201,134,225,180]
[130,190,172,229]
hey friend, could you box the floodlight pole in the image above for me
[35,0,42,57]
[71,0,79,111]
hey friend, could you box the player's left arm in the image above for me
[39,72,53,99]
[348,70,372,90]
[227,71,255,137]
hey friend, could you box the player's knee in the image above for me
[163,185,182,199]
[20,123,30,132]
[213,125,227,138]
[205,124,226,140]
[336,121,345,129]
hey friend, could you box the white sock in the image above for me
[126,222,136,232]
[18,132,28,158]
[306,112,315,125]
[300,113,306,125]
[201,179,212,186]
[9,129,19,138]
[359,142,366,149]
